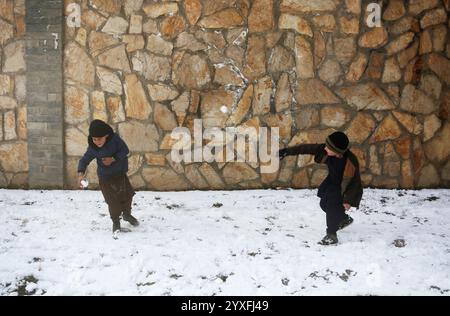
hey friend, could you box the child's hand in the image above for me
[78,173,85,189]
[102,157,115,166]
[343,203,351,211]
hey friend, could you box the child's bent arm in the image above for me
[77,149,95,174]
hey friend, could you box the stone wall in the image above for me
[0,0,27,188]
[1,0,450,190]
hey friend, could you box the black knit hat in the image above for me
[89,119,113,138]
[325,131,349,155]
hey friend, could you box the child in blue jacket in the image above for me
[78,120,139,235]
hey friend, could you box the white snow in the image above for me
[0,188,449,296]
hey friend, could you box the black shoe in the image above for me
[123,214,139,227]
[112,220,121,233]
[338,215,354,231]
[318,234,338,245]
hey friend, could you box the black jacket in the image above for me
[285,144,363,208]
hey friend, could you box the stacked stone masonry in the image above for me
[0,0,27,188]
[1,0,449,189]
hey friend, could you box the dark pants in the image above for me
[99,174,135,221]
[320,196,346,235]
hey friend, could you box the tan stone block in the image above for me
[201,89,235,128]
[409,0,439,15]
[366,52,384,79]
[90,0,121,15]
[64,86,89,124]
[419,30,433,55]
[0,142,28,172]
[129,14,143,34]
[321,106,352,128]
[344,0,361,14]
[96,67,123,96]
[81,9,107,31]
[252,76,272,115]
[420,8,447,29]
[359,27,388,48]
[248,0,274,33]
[417,164,440,188]
[143,2,179,18]
[124,74,152,120]
[423,114,442,142]
[148,83,179,102]
[433,25,448,52]
[184,0,202,25]
[385,32,414,55]
[243,35,266,81]
[397,40,418,68]
[160,16,186,39]
[4,110,16,140]
[339,17,359,34]
[223,163,258,185]
[346,53,368,82]
[311,15,336,33]
[214,64,245,86]
[198,8,244,28]
[393,111,423,135]
[400,84,438,114]
[65,42,95,86]
[280,0,339,13]
[337,83,394,110]
[98,45,131,73]
[275,73,292,113]
[88,31,119,57]
[268,46,295,74]
[142,167,190,191]
[102,16,128,36]
[345,112,376,144]
[334,36,356,65]
[118,121,159,152]
[17,107,26,140]
[295,36,314,79]
[154,103,178,131]
[279,14,313,37]
[122,35,145,53]
[294,106,320,130]
[3,41,25,73]
[382,57,402,83]
[319,59,343,86]
[383,0,405,21]
[0,74,12,96]
[106,96,125,124]
[428,53,450,84]
[198,163,226,190]
[173,52,211,89]
[227,85,253,126]
[296,79,339,105]
[314,31,326,68]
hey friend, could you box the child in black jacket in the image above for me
[78,120,139,236]
[279,132,363,245]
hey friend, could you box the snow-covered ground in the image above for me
[0,188,449,296]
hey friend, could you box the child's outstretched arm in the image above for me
[77,149,95,188]
[278,144,324,160]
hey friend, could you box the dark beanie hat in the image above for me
[326,131,349,155]
[89,119,113,137]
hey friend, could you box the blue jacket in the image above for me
[78,133,129,180]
